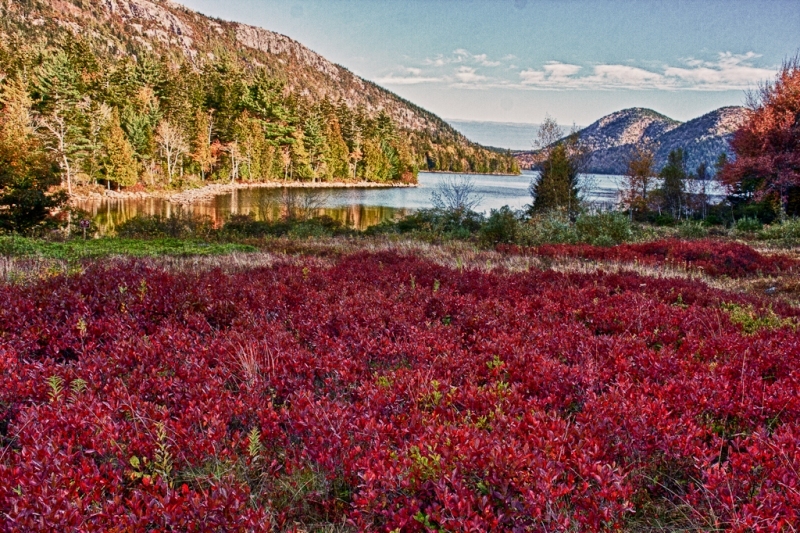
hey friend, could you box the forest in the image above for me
[0,30,519,200]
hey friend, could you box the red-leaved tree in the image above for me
[719,55,800,214]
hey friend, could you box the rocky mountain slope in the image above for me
[515,106,748,175]
[0,0,465,141]
[652,106,748,174]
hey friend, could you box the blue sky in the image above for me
[177,0,799,126]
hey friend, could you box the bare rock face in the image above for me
[234,24,340,80]
[101,0,196,57]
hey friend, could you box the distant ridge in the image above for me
[515,106,748,175]
[447,120,543,151]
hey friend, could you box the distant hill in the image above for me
[446,120,542,151]
[515,106,748,175]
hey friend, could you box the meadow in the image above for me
[1,237,799,531]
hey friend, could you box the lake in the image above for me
[76,171,724,233]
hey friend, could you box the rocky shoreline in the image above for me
[71,180,418,205]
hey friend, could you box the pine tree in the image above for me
[0,76,66,232]
[660,148,687,219]
[528,117,583,215]
[530,142,580,214]
[303,112,328,182]
[102,109,138,189]
[32,51,86,195]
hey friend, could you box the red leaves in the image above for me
[501,238,797,278]
[1,250,799,530]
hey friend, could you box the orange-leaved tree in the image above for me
[719,56,800,215]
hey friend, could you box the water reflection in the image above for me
[76,171,726,234]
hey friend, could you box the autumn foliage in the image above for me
[501,238,798,278]
[1,247,799,531]
[719,56,800,211]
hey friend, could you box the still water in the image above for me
[76,171,722,233]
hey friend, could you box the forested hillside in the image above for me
[0,0,518,194]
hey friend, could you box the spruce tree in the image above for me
[529,141,581,215]
[660,148,687,219]
[0,76,66,233]
[102,109,138,189]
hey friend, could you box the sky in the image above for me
[176,0,800,126]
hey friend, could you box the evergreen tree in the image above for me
[102,109,138,189]
[303,111,328,181]
[32,51,86,195]
[530,142,581,214]
[528,117,583,215]
[660,148,687,219]
[0,76,66,233]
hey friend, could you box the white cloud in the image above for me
[515,52,775,91]
[473,54,501,67]
[544,62,582,79]
[423,49,506,68]
[376,76,444,85]
[663,52,775,90]
[376,67,443,85]
[520,62,582,86]
[583,64,664,88]
[379,51,776,92]
[454,66,487,84]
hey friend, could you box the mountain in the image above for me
[652,107,748,174]
[515,106,748,176]
[0,0,518,184]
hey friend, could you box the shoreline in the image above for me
[419,170,522,177]
[71,180,418,206]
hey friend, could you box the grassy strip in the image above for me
[0,236,256,260]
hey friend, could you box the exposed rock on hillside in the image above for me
[1,0,466,139]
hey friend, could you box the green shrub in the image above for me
[757,218,800,241]
[116,213,214,239]
[521,210,578,245]
[221,214,290,237]
[222,214,350,239]
[677,220,709,239]
[735,216,763,233]
[575,212,633,246]
[0,235,41,256]
[648,214,677,227]
[367,207,484,240]
[479,206,521,246]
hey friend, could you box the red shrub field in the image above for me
[500,239,798,278]
[1,248,799,531]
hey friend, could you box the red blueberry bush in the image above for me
[500,238,797,277]
[1,251,799,531]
